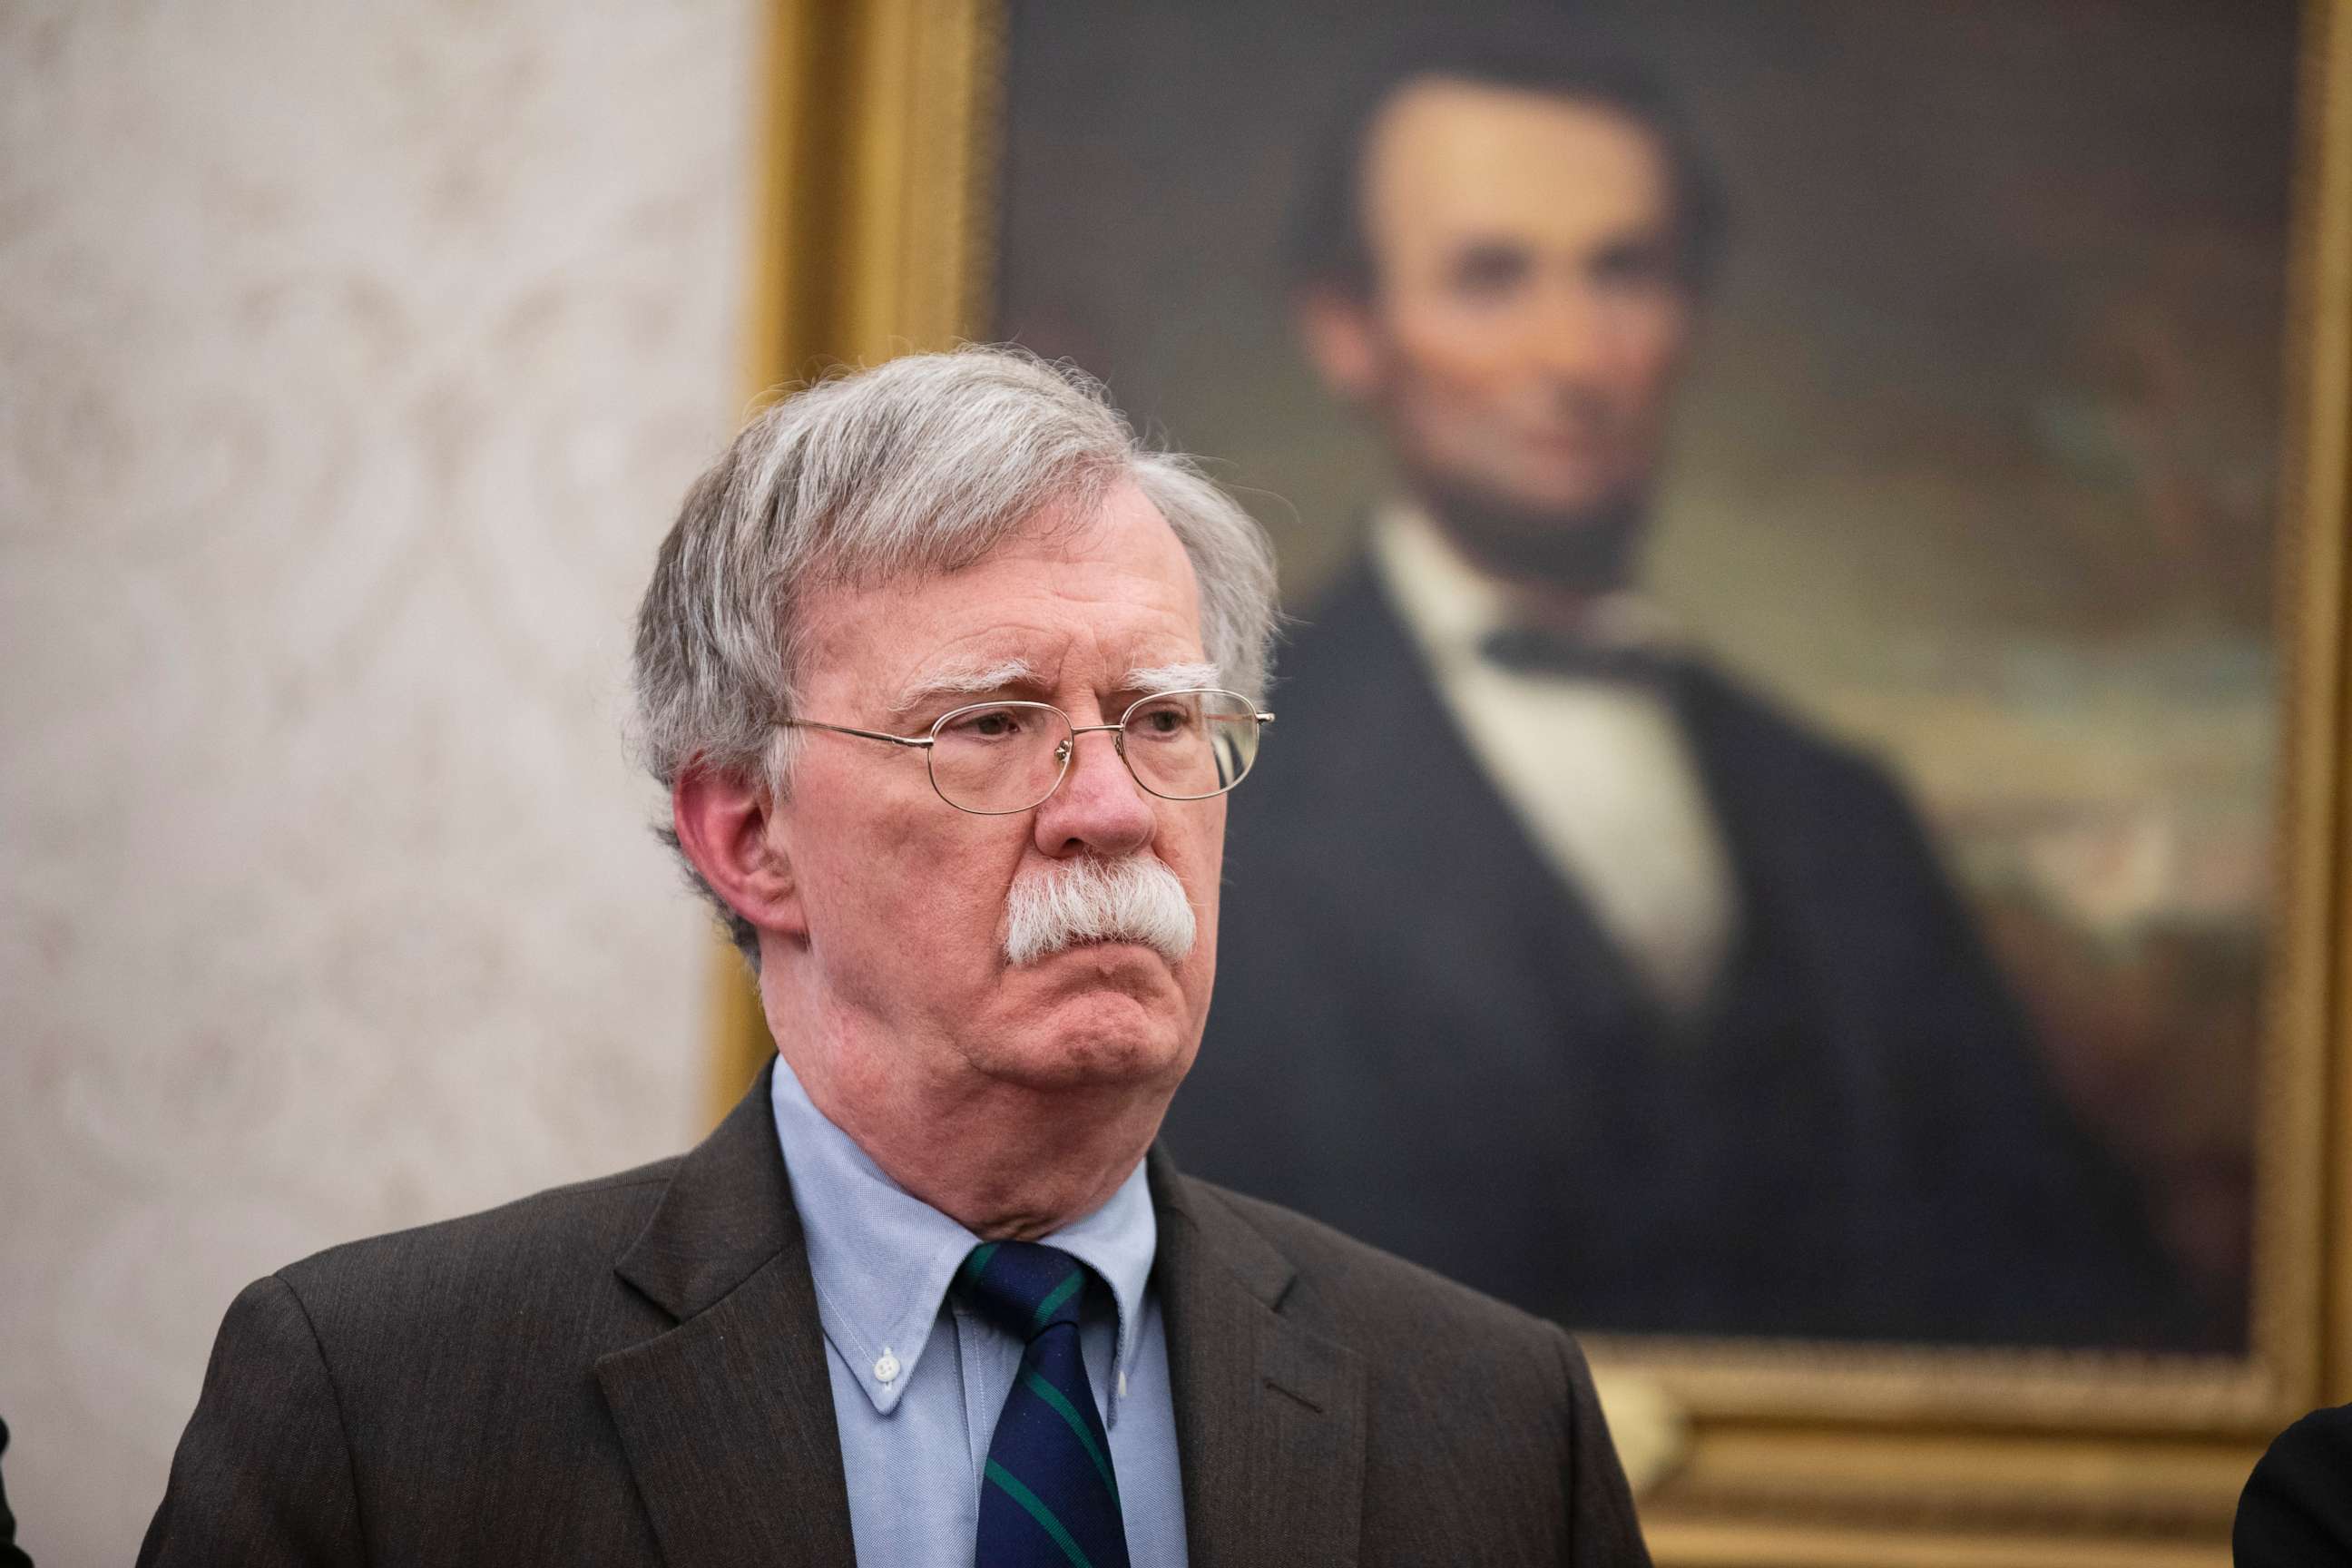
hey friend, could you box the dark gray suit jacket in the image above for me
[142,1063,1651,1565]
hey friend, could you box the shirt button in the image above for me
[874,1350,900,1384]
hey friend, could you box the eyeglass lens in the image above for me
[926,690,1261,814]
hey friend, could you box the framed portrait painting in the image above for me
[728,2,2352,1560]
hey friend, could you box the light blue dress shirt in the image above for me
[769,1054,1191,1566]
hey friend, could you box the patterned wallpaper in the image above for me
[0,3,754,1558]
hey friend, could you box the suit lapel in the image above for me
[1150,1150,1366,1568]
[594,1063,858,1568]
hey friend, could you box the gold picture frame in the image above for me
[717,3,2352,1562]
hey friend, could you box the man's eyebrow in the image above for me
[1123,662,1223,695]
[888,658,1043,715]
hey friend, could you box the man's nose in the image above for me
[1032,725,1156,858]
[1527,279,1614,381]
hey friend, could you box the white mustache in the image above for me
[1003,854,1197,968]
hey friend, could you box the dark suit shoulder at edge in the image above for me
[274,1154,683,1293]
[1179,1171,1572,1347]
[2253,1403,2352,1468]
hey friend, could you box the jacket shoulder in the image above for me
[272,1157,681,1341]
[1170,1173,1652,1563]
[1182,1173,1571,1357]
[2237,1404,2352,1563]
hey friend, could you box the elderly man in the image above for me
[141,348,1650,1566]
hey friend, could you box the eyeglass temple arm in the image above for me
[1073,706,1274,733]
[780,719,934,750]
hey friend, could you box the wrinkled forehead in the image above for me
[796,485,1209,706]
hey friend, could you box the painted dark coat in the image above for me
[1165,568,2180,1346]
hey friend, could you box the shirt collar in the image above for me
[768,1052,1158,1422]
[1369,498,1687,668]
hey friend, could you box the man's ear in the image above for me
[671,763,804,943]
[1295,284,1385,404]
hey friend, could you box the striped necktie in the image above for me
[956,1240,1132,1568]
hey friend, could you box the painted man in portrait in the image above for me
[1161,24,2187,1346]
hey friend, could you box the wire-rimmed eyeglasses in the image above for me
[781,687,1275,816]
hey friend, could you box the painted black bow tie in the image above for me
[1477,625,1683,684]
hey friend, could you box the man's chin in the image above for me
[974,1011,1191,1094]
[977,956,1198,1088]
[1018,948,1191,1030]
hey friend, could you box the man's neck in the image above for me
[760,991,1168,1242]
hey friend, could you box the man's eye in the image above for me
[1130,701,1196,738]
[945,706,1024,740]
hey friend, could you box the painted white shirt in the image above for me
[1370,503,1738,1024]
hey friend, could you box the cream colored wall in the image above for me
[0,3,755,1559]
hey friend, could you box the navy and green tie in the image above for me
[956,1240,1132,1568]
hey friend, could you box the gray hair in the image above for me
[632,344,1280,960]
